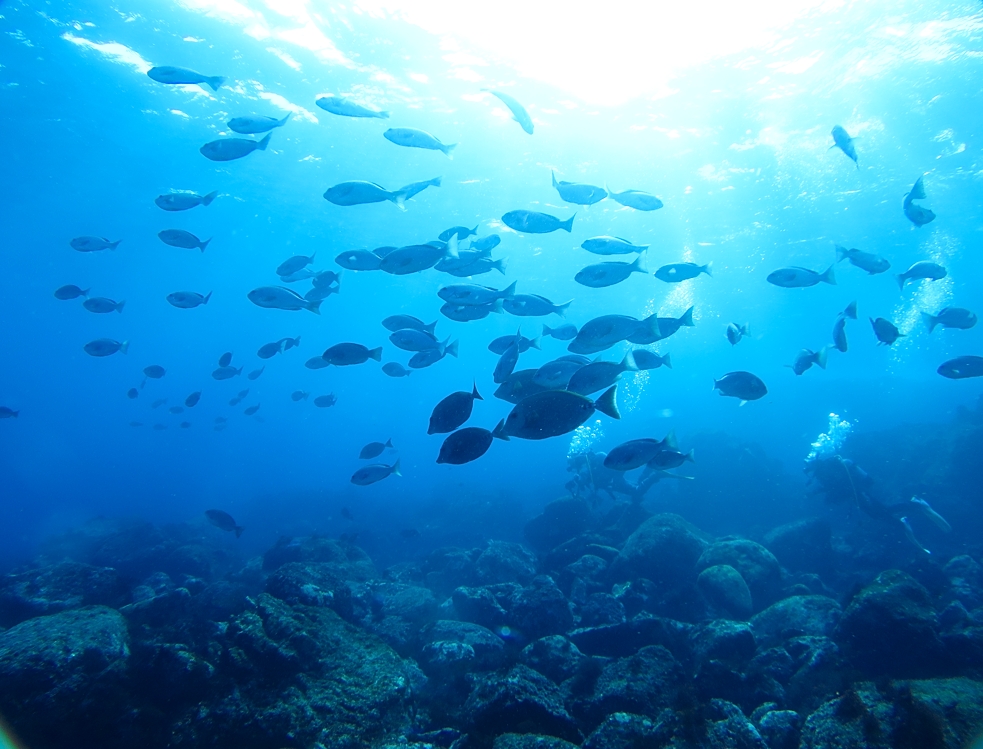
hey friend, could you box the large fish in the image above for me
[568,315,641,354]
[397,176,441,201]
[922,307,977,333]
[567,354,636,396]
[713,371,767,403]
[322,343,383,366]
[54,284,89,300]
[147,66,225,91]
[790,347,828,375]
[607,189,663,211]
[438,281,515,306]
[937,356,983,380]
[903,176,936,227]
[205,509,244,537]
[576,256,646,288]
[767,266,836,288]
[495,386,620,441]
[70,236,120,252]
[533,358,585,389]
[627,307,695,345]
[159,229,210,251]
[504,294,571,317]
[437,427,498,465]
[380,243,459,275]
[493,369,547,404]
[870,317,903,346]
[428,384,482,434]
[655,262,712,283]
[83,339,128,357]
[830,125,858,168]
[351,460,401,486]
[551,171,607,206]
[384,127,456,156]
[276,254,315,277]
[325,181,405,207]
[482,89,533,134]
[383,315,437,336]
[200,133,271,162]
[581,236,648,255]
[316,95,389,119]
[336,250,382,271]
[441,301,502,322]
[155,191,217,211]
[228,113,291,134]
[895,261,946,290]
[248,286,322,313]
[167,291,211,309]
[502,210,575,234]
[82,297,125,314]
[835,245,889,275]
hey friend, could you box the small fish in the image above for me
[790,347,828,375]
[767,266,836,288]
[438,281,516,306]
[159,229,210,252]
[439,225,479,242]
[493,341,521,384]
[576,256,647,288]
[714,371,767,404]
[832,317,849,353]
[901,516,931,555]
[503,294,572,318]
[314,394,337,408]
[276,253,316,277]
[437,427,498,465]
[542,323,578,341]
[351,460,401,486]
[247,367,265,380]
[243,404,261,416]
[409,346,456,369]
[630,349,672,371]
[322,343,383,366]
[383,362,412,378]
[470,234,501,252]
[218,352,233,367]
[336,250,383,271]
[384,127,456,156]
[305,285,339,302]
[502,210,575,234]
[200,133,271,162]
[147,66,225,91]
[180,421,192,429]
[581,236,648,255]
[482,89,533,134]
[383,315,437,336]
[903,176,936,227]
[567,354,637,396]
[70,236,120,252]
[726,323,749,346]
[937,356,983,379]
[291,390,309,402]
[360,439,394,460]
[870,317,904,346]
[835,245,890,275]
[895,261,947,290]
[551,171,607,206]
[568,314,641,354]
[389,329,441,353]
[248,286,322,314]
[380,242,460,276]
[494,386,620,441]
[212,365,243,380]
[533,358,584,389]
[655,262,712,283]
[185,391,201,408]
[155,191,217,211]
[441,301,502,322]
[324,181,404,207]
[0,407,18,419]
[830,125,858,168]
[628,307,695,346]
[488,332,540,356]
[922,307,977,333]
[228,112,291,134]
[257,340,285,359]
[910,497,951,533]
[169,406,184,415]
[315,95,389,119]
[127,388,139,399]
[152,399,167,409]
[397,176,442,201]
[607,189,664,211]
[143,365,166,379]
[167,291,211,309]
[205,509,244,537]
[83,297,126,314]
[428,383,482,434]
[312,270,342,288]
[437,255,508,277]
[54,284,90,300]
[84,339,128,357]
[306,356,330,370]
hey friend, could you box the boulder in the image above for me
[512,576,574,640]
[756,710,801,749]
[569,613,692,661]
[494,734,581,749]
[522,635,587,683]
[750,595,841,647]
[611,514,708,587]
[423,547,479,596]
[704,699,768,749]
[578,593,627,628]
[262,536,376,577]
[524,498,594,552]
[420,620,506,673]
[690,620,757,668]
[475,541,538,586]
[697,565,753,620]
[583,712,673,749]
[0,561,126,627]
[763,517,833,574]
[697,539,783,609]
[453,585,510,629]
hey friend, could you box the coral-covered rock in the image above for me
[697,564,753,620]
[697,539,783,609]
[784,636,847,713]
[578,593,627,628]
[756,710,801,749]
[751,595,841,647]
[704,699,768,749]
[262,536,376,578]
[690,620,757,668]
[569,613,692,660]
[0,561,126,627]
[423,547,479,596]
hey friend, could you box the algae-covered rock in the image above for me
[697,564,753,620]
[0,561,127,627]
[611,514,708,586]
[697,539,783,608]
[751,595,841,647]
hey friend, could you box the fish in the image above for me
[380,243,459,275]
[82,297,125,314]
[247,367,265,380]
[533,358,585,389]
[870,317,903,346]
[437,427,499,465]
[607,189,663,211]
[243,404,261,416]
[441,301,502,322]
[281,336,301,353]
[200,133,271,162]
[314,394,337,407]
[835,245,890,275]
[501,210,575,234]
[305,356,330,370]
[900,517,931,556]
[470,234,501,252]
[627,307,695,345]
[384,127,456,156]
[228,112,291,134]
[389,329,441,352]
[351,459,401,486]
[360,439,394,460]
[158,229,210,252]
[219,352,233,367]
[291,391,309,402]
[167,291,211,309]
[551,171,607,205]
[437,255,508,277]
[428,383,482,434]
[767,266,836,288]
[397,177,442,201]
[324,181,404,207]
[70,236,120,252]
[726,323,749,346]
[155,191,217,211]
[567,354,637,396]
[937,356,983,379]
[581,236,648,255]
[922,307,977,333]
[630,349,672,370]
[482,89,533,134]
[185,392,201,408]
[312,271,342,288]
[830,125,858,168]
[143,365,166,379]
[409,344,458,369]
[569,315,641,354]
[0,406,16,418]
[644,433,695,471]
[603,438,666,471]
[542,323,578,341]
[169,406,184,415]
[910,497,951,533]
[54,284,90,300]
[488,332,540,355]
[790,347,828,375]
[276,254,315,277]
[147,66,225,91]
[180,421,192,429]
[439,225,479,242]
[84,339,128,357]
[151,399,167,409]
[383,315,438,335]
[494,369,548,404]
[895,261,947,290]
[832,317,849,353]
[322,343,383,366]
[655,262,712,283]
[205,509,244,537]
[305,285,340,303]
[494,385,620,441]
[315,95,389,119]
[127,388,139,399]
[714,371,767,403]
[438,281,516,306]
[382,362,412,378]
[493,342,521,384]
[903,176,936,227]
[504,294,571,318]
[248,286,322,314]
[336,250,383,271]
[212,366,242,380]
[576,256,647,288]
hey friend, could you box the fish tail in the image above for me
[530,336,542,351]
[472,382,482,401]
[661,352,672,369]
[204,292,212,305]
[551,170,559,189]
[633,254,647,273]
[555,300,573,318]
[560,213,576,233]
[843,301,858,319]
[446,339,460,358]
[442,142,457,157]
[430,176,442,187]
[492,419,510,441]
[120,340,130,355]
[495,257,509,275]
[377,111,390,119]
[257,133,272,151]
[835,244,848,262]
[702,261,713,277]
[502,280,517,298]
[820,265,836,285]
[895,273,907,291]
[369,347,383,362]
[116,300,126,313]
[909,176,927,200]
[622,351,638,371]
[685,449,696,463]
[815,346,829,370]
[542,324,553,337]
[594,385,621,420]
[207,76,226,91]
[385,438,394,448]
[234,526,244,538]
[679,306,695,327]
[307,299,322,315]
[390,459,402,477]
[921,311,938,333]
[200,238,211,252]
[278,112,292,127]
[202,190,218,206]
[491,299,504,314]
[446,234,459,259]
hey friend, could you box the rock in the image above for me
[944,555,983,610]
[475,541,538,586]
[697,564,753,620]
[466,664,581,742]
[512,576,574,641]
[262,535,376,578]
[697,539,783,609]
[582,711,673,749]
[120,587,192,628]
[524,498,594,553]
[748,646,795,685]
[784,636,847,713]
[522,635,587,683]
[559,554,609,601]
[834,569,947,678]
[763,518,833,574]
[420,620,506,672]
[191,580,252,621]
[363,582,438,623]
[0,561,126,627]
[611,514,708,588]
[569,613,692,660]
[705,699,768,749]
[690,620,757,668]
[130,641,215,702]
[0,606,131,745]
[578,593,627,628]
[494,733,581,749]
[265,562,360,618]
[543,534,620,571]
[750,595,841,647]
[757,710,801,749]
[423,547,479,596]
[453,586,509,629]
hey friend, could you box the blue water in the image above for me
[2,0,982,567]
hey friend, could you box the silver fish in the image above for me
[200,133,271,162]
[384,127,456,156]
[228,112,290,134]
[155,191,217,211]
[70,236,120,252]
[315,95,389,119]
[482,89,533,134]
[167,291,211,309]
[581,236,648,255]
[551,171,606,206]
[501,210,575,234]
[159,229,210,251]
[147,66,225,91]
[324,181,404,207]
[575,256,646,288]
[607,189,663,211]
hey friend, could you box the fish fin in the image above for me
[424,320,438,336]
[819,265,836,285]
[430,176,441,187]
[502,280,517,298]
[662,352,672,369]
[621,351,637,372]
[542,324,552,337]
[843,301,857,319]
[594,385,620,419]
[120,341,130,355]
[385,438,394,448]
[447,234,459,259]
[234,526,244,538]
[551,170,559,189]
[278,112,292,127]
[447,339,459,358]
[116,300,126,313]
[739,400,748,407]
[369,347,383,362]
[561,213,576,233]
[206,76,226,91]
[530,336,541,351]
[391,459,401,477]
[109,240,121,250]
[663,429,679,450]
[495,256,509,275]
[307,299,322,315]
[909,176,927,200]
[202,190,218,206]
[702,261,713,277]
[921,311,938,333]
[81,288,91,298]
[815,346,829,369]
[491,299,504,314]
[472,382,482,400]
[679,306,695,327]
[257,133,272,151]
[555,300,573,318]
[492,419,510,441]
[470,225,479,236]
[632,255,647,273]
[202,292,212,305]
[895,273,907,291]
[200,238,211,252]
[442,142,457,157]
[835,244,848,262]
